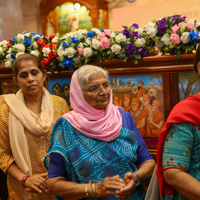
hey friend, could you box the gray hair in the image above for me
[77,65,109,90]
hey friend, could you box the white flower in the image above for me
[135,38,146,47]
[146,27,157,38]
[83,47,93,57]
[110,32,116,38]
[17,34,24,40]
[32,42,39,48]
[57,49,64,57]
[16,52,25,58]
[8,48,12,54]
[115,33,126,43]
[187,19,195,24]
[0,47,3,55]
[0,40,8,48]
[92,39,101,49]
[6,54,12,60]
[64,47,75,58]
[23,33,30,37]
[15,43,25,51]
[161,34,171,45]
[135,26,144,35]
[30,50,39,57]
[91,28,101,34]
[145,22,155,29]
[52,36,58,43]
[181,32,190,44]
[155,42,164,49]
[86,38,91,45]
[111,44,121,54]
[78,42,84,48]
[4,60,12,68]
[196,22,200,27]
[42,47,51,56]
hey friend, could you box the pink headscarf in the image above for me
[61,66,122,142]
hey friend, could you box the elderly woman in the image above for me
[0,54,69,200]
[45,65,155,200]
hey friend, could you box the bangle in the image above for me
[132,172,140,187]
[85,185,89,196]
[21,175,30,187]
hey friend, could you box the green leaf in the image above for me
[72,55,79,64]
[97,53,103,63]
[134,53,141,60]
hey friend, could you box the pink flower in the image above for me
[170,33,181,44]
[187,22,195,30]
[77,47,83,54]
[100,37,111,48]
[104,29,112,36]
[172,25,179,33]
[178,22,185,29]
[98,32,106,39]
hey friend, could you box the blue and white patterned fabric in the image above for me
[45,117,146,200]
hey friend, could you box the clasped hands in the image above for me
[94,172,137,199]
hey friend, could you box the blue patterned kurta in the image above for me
[45,117,146,200]
[162,122,200,200]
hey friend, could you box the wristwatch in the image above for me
[132,172,140,187]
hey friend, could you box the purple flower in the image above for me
[125,44,136,57]
[122,29,131,38]
[158,17,167,24]
[131,23,139,29]
[157,23,168,34]
[179,16,186,22]
[137,47,148,56]
[131,31,140,39]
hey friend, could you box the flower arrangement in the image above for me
[0,14,199,73]
[151,15,200,57]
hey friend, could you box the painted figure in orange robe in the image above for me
[146,100,165,137]
[131,98,147,138]
[113,96,124,108]
[131,81,145,100]
[123,94,132,112]
[142,94,152,115]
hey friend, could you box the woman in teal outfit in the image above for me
[45,65,155,199]
[156,44,200,200]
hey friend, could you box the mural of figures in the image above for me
[131,98,147,138]
[148,82,157,104]
[61,84,70,108]
[146,100,165,137]
[68,12,79,32]
[48,77,71,109]
[113,96,124,107]
[123,94,132,112]
[0,80,19,94]
[131,80,145,101]
[52,83,62,96]
[109,73,164,143]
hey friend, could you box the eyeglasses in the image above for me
[83,82,111,94]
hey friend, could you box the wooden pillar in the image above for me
[40,15,48,36]
[102,9,108,29]
[89,9,99,28]
[49,10,59,34]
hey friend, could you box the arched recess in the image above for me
[40,0,109,36]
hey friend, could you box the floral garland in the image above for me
[0,14,199,73]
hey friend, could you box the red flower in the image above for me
[170,158,174,161]
[167,161,169,163]
[41,57,50,68]
[49,35,55,42]
[49,51,57,60]
[49,43,58,50]
[189,148,191,150]
[166,139,168,142]
[37,39,46,46]
[40,44,48,53]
